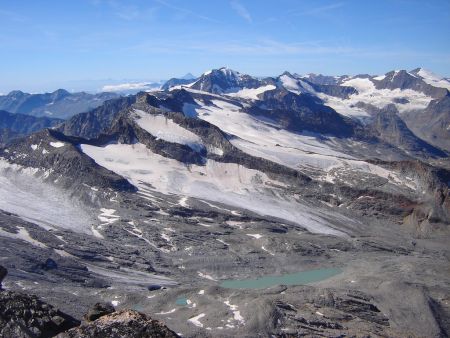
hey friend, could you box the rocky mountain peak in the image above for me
[191,67,261,94]
[300,73,342,85]
[180,72,196,80]
[281,71,295,78]
[6,90,26,98]
[51,89,71,100]
[373,69,449,98]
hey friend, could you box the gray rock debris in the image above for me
[0,289,80,338]
[58,310,179,338]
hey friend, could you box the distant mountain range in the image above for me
[1,67,449,155]
[159,66,450,154]
[0,89,119,119]
[0,110,62,145]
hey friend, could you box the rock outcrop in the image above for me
[83,302,116,322]
[0,265,7,289]
[0,289,80,337]
[0,265,179,338]
[58,310,179,338]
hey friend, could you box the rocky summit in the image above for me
[58,310,180,338]
[0,67,449,338]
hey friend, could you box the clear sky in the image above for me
[1,0,449,92]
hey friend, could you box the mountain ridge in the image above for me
[0,66,449,338]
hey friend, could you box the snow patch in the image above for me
[188,313,205,328]
[179,196,188,207]
[49,142,65,148]
[0,160,94,234]
[91,227,104,239]
[206,145,224,156]
[224,300,245,325]
[416,68,450,90]
[247,233,263,239]
[227,85,276,100]
[280,74,301,93]
[98,208,120,225]
[156,308,177,315]
[133,109,204,152]
[373,74,386,81]
[0,226,48,248]
[261,246,275,256]
[198,271,217,281]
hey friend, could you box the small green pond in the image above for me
[175,297,188,306]
[220,268,342,289]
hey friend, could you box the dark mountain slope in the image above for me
[0,110,62,144]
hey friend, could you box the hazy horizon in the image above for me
[1,0,450,93]
[1,65,449,95]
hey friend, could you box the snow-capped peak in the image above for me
[199,67,243,80]
[279,73,300,93]
[278,72,316,94]
[218,67,243,80]
[191,68,260,94]
[411,68,450,90]
[181,73,196,80]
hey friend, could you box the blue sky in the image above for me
[1,0,449,92]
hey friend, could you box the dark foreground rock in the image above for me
[0,290,80,338]
[0,265,7,289]
[83,302,116,322]
[0,272,179,338]
[57,310,179,338]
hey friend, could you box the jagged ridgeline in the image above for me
[0,67,449,337]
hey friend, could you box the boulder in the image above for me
[84,302,115,322]
[42,258,58,270]
[147,284,162,291]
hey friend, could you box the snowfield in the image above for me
[0,159,94,234]
[416,68,450,91]
[279,74,315,95]
[319,77,433,118]
[133,109,204,152]
[49,142,65,148]
[226,84,276,100]
[185,97,413,189]
[80,143,348,236]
